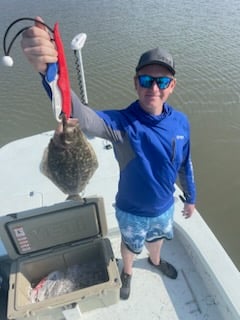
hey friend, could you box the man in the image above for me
[21,18,196,300]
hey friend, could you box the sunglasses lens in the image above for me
[156,77,172,89]
[138,75,172,89]
[138,75,153,88]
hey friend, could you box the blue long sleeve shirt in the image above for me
[70,92,196,217]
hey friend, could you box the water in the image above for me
[0,0,239,269]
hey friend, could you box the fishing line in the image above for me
[2,17,54,67]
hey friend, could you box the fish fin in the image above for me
[66,194,83,201]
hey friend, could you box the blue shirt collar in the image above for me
[131,100,171,125]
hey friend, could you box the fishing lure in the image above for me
[2,17,71,120]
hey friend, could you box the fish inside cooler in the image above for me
[13,239,110,308]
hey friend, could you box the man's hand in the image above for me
[182,203,195,219]
[21,16,58,74]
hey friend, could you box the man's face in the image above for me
[134,64,176,115]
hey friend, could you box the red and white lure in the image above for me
[2,17,72,121]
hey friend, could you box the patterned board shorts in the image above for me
[115,205,174,254]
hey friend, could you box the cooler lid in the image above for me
[0,197,108,260]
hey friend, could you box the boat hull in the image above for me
[0,132,239,320]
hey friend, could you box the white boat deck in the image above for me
[85,227,224,320]
[0,132,239,320]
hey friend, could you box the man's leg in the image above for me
[145,238,164,265]
[115,207,146,299]
[145,205,178,279]
[121,241,135,275]
[120,241,135,299]
[146,239,178,279]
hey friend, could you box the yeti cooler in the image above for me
[0,197,121,320]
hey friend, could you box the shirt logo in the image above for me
[176,135,184,140]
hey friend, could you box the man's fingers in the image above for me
[22,26,51,41]
[21,36,58,55]
[21,44,57,73]
[34,16,47,31]
[182,211,191,219]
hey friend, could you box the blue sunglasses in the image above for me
[138,75,173,90]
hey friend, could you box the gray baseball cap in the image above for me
[136,47,175,75]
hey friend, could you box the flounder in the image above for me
[40,115,98,199]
